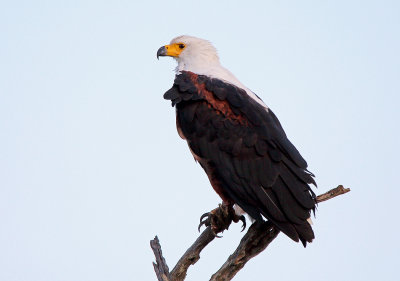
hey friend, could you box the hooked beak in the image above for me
[157,46,167,60]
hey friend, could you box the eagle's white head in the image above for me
[157,35,268,109]
[157,35,220,74]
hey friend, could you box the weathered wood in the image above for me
[170,226,216,281]
[150,236,171,281]
[316,185,350,203]
[209,185,351,280]
[210,222,279,281]
[150,185,350,281]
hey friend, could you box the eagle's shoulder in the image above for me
[164,71,309,169]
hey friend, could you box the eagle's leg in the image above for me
[198,203,246,236]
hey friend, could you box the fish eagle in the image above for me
[157,35,317,246]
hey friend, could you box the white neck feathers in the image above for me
[170,35,268,109]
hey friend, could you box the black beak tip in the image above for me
[157,46,167,60]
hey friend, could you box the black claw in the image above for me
[198,221,206,232]
[198,212,210,232]
[239,215,246,232]
[199,212,210,223]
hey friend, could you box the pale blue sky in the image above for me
[1,1,399,280]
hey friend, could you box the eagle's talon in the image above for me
[198,212,211,232]
[239,215,246,232]
[199,212,210,223]
[197,205,234,235]
[197,221,206,232]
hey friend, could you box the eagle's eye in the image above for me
[178,44,185,49]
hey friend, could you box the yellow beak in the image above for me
[157,44,184,59]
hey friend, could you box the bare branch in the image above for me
[210,185,351,280]
[210,222,278,281]
[170,226,216,281]
[150,236,171,281]
[315,185,350,203]
[150,185,350,281]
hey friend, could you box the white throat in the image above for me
[170,35,268,109]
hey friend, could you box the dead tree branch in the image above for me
[315,185,350,203]
[150,185,350,281]
[150,236,170,281]
[170,226,216,281]
[210,221,279,281]
[209,185,350,281]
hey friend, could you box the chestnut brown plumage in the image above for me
[164,71,317,247]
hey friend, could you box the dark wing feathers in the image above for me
[255,139,268,156]
[282,156,317,186]
[272,176,309,223]
[243,132,257,147]
[180,102,199,123]
[279,166,316,210]
[165,71,316,246]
